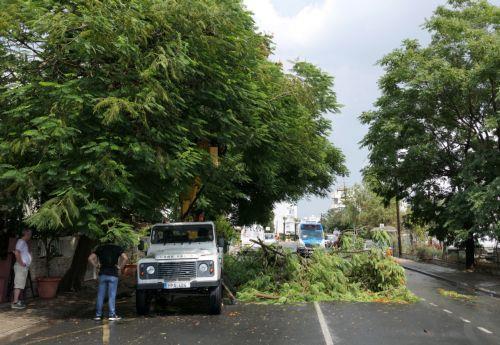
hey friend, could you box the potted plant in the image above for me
[122,252,138,277]
[35,230,62,299]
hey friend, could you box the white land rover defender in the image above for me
[135,222,223,315]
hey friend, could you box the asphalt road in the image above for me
[4,270,500,345]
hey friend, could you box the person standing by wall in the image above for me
[88,242,128,321]
[11,229,32,309]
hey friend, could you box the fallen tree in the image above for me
[224,241,417,304]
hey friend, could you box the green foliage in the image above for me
[413,245,441,261]
[437,288,475,301]
[25,189,80,231]
[372,230,392,249]
[224,249,416,304]
[0,0,346,243]
[323,182,397,233]
[349,251,406,292]
[99,218,138,249]
[339,233,364,251]
[214,215,237,242]
[360,0,499,246]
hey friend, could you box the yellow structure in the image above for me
[179,140,219,219]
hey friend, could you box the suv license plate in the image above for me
[164,281,190,289]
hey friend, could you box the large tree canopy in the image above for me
[360,0,499,266]
[0,0,346,241]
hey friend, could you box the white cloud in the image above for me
[243,0,446,217]
[243,0,335,50]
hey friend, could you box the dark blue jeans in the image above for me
[95,274,118,317]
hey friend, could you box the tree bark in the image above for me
[465,232,475,270]
[58,235,96,292]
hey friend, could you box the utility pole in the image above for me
[282,216,286,241]
[396,198,402,257]
[294,218,298,241]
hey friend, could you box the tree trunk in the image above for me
[465,232,475,270]
[396,198,402,257]
[495,240,499,264]
[58,235,95,292]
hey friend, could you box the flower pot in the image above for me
[37,277,61,299]
[122,264,137,277]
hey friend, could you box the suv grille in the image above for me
[157,262,196,280]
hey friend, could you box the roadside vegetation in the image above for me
[360,0,499,269]
[224,234,418,304]
[437,288,476,302]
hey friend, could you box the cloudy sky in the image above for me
[243,0,445,218]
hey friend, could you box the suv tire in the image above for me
[208,282,222,315]
[136,289,151,315]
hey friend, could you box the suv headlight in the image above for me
[139,263,157,279]
[197,260,214,277]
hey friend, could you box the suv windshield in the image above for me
[151,224,214,244]
[300,230,323,239]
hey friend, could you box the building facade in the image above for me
[330,187,347,210]
[273,202,298,236]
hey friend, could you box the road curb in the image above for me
[400,264,500,298]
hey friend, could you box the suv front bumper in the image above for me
[137,280,220,290]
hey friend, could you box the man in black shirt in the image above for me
[88,243,128,321]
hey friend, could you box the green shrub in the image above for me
[414,245,440,260]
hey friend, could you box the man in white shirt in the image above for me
[11,229,32,309]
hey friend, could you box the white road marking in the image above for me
[443,309,452,314]
[429,302,438,307]
[460,318,471,323]
[314,302,334,345]
[477,327,493,334]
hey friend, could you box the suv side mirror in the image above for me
[138,240,145,251]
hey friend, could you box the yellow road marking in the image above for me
[102,319,110,345]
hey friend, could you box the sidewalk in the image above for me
[0,275,136,343]
[396,257,500,298]
[0,292,95,343]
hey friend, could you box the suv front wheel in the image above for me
[136,289,151,315]
[208,282,222,315]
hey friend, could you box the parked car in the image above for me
[263,233,277,246]
[325,230,341,248]
[135,222,223,315]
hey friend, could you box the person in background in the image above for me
[88,241,128,321]
[11,229,32,309]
